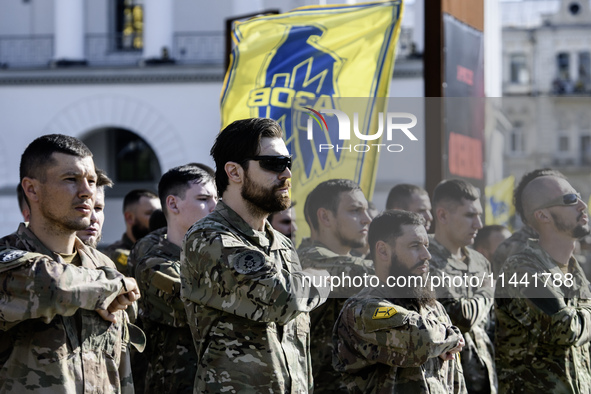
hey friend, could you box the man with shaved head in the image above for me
[495,173,591,393]
[491,169,565,275]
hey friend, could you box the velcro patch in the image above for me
[116,253,128,266]
[233,250,266,275]
[372,306,397,319]
[0,249,27,263]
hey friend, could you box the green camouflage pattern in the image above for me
[495,239,591,393]
[491,225,537,276]
[180,200,329,393]
[297,238,375,394]
[134,230,196,394]
[102,233,134,276]
[126,227,166,394]
[428,236,497,394]
[0,223,143,394]
[333,284,467,394]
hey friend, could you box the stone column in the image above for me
[142,0,173,62]
[53,0,86,64]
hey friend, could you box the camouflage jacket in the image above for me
[0,223,145,394]
[297,238,375,394]
[128,228,167,279]
[333,285,467,394]
[102,233,134,276]
[134,230,196,394]
[495,239,591,393]
[180,201,329,393]
[491,225,537,276]
[428,236,497,394]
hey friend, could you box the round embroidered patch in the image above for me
[233,250,266,275]
[0,250,26,263]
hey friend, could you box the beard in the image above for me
[131,221,151,241]
[551,211,591,239]
[337,230,366,250]
[388,253,436,310]
[241,170,290,216]
[41,202,90,233]
[82,234,101,249]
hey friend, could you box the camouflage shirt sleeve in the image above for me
[499,256,591,347]
[430,252,494,333]
[181,230,327,325]
[0,251,125,329]
[340,299,463,367]
[135,255,186,327]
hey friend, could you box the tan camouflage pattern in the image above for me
[333,285,467,394]
[180,201,329,393]
[134,230,196,394]
[495,239,591,393]
[297,238,375,394]
[491,225,537,276]
[0,223,144,394]
[102,233,134,276]
[126,227,166,394]
[428,236,497,394]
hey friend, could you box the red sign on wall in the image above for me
[448,131,483,180]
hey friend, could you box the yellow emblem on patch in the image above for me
[116,253,128,266]
[372,306,397,319]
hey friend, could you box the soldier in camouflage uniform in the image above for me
[386,183,434,232]
[180,118,330,393]
[334,210,466,393]
[134,164,217,393]
[297,179,374,394]
[102,189,160,275]
[495,174,591,393]
[491,169,566,276]
[0,134,144,393]
[76,169,112,249]
[428,179,497,394]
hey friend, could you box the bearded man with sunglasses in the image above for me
[495,174,591,393]
[180,118,330,393]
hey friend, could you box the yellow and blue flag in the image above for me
[485,175,515,230]
[220,1,404,242]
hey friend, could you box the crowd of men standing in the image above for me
[1,117,591,393]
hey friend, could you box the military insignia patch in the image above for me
[372,306,397,319]
[0,250,26,263]
[116,253,128,266]
[234,250,266,275]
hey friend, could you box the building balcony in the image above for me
[0,32,225,69]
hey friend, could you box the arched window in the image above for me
[82,127,161,195]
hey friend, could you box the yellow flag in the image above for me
[220,1,404,244]
[485,176,515,230]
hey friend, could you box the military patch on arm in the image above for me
[0,249,26,263]
[233,250,266,275]
[373,306,398,319]
[115,252,128,266]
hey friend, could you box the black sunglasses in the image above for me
[530,192,581,213]
[246,155,292,173]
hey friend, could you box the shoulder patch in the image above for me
[0,249,27,263]
[115,252,128,266]
[233,250,266,275]
[372,306,398,319]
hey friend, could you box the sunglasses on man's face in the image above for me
[247,155,292,173]
[531,192,581,213]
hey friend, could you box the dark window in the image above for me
[579,52,590,83]
[557,52,570,79]
[112,129,159,182]
[510,53,528,84]
[115,0,143,50]
[581,135,591,165]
